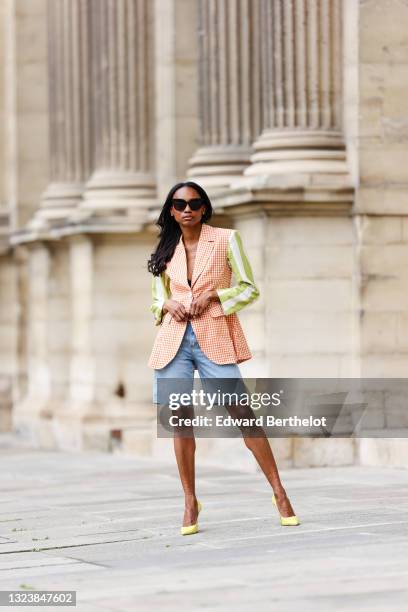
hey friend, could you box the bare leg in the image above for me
[225,402,296,518]
[243,430,296,517]
[172,406,199,527]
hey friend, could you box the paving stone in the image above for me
[1,433,408,611]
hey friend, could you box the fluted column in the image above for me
[235,0,349,188]
[78,0,156,226]
[187,0,263,195]
[31,0,92,229]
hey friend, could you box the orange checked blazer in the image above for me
[147,223,256,370]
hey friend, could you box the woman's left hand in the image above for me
[188,289,219,318]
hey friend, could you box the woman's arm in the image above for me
[150,271,171,326]
[216,229,260,316]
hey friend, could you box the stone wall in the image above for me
[0,0,407,469]
[0,255,17,431]
[355,0,408,468]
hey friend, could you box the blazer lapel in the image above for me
[168,234,188,286]
[191,223,215,288]
[168,223,215,289]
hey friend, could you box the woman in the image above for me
[147,181,300,535]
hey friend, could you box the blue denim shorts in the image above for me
[153,321,243,404]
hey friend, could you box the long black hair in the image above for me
[147,181,213,276]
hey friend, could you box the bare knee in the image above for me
[242,430,256,451]
[242,428,266,450]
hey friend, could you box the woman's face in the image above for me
[170,186,206,228]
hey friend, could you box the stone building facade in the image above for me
[0,0,407,469]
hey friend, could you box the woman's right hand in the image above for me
[163,299,189,322]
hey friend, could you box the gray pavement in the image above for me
[1,433,408,611]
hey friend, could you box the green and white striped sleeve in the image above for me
[150,271,171,326]
[216,230,260,316]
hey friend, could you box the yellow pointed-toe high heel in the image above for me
[272,494,300,526]
[180,500,202,536]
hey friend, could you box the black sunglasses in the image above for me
[171,198,205,212]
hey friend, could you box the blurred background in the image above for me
[0,0,407,469]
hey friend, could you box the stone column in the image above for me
[31,0,92,229]
[78,0,156,227]
[187,0,263,195]
[153,0,199,205]
[235,0,349,188]
[0,0,8,246]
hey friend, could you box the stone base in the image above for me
[13,408,57,450]
[147,434,356,471]
[13,401,156,454]
[187,145,254,196]
[241,129,351,183]
[0,404,12,432]
[357,438,408,469]
[0,376,12,432]
[119,426,156,458]
[293,437,356,468]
